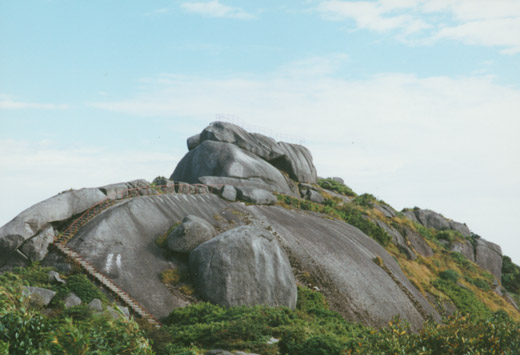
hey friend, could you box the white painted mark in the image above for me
[105,253,114,273]
[116,254,122,268]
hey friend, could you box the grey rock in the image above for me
[100,179,152,200]
[402,210,419,224]
[21,225,55,262]
[299,184,324,204]
[405,229,434,257]
[67,193,440,328]
[271,142,317,184]
[199,121,284,161]
[190,226,298,309]
[332,177,344,184]
[450,240,475,262]
[220,185,237,201]
[204,351,234,355]
[167,215,217,253]
[106,306,121,320]
[187,134,201,150]
[378,204,397,218]
[191,121,318,183]
[172,140,294,195]
[88,298,104,312]
[23,286,56,307]
[448,220,471,237]
[505,293,519,310]
[475,238,502,280]
[0,187,106,264]
[117,305,130,319]
[236,187,277,205]
[414,209,450,231]
[48,270,66,284]
[64,292,82,308]
[375,220,416,260]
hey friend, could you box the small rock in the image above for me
[236,187,277,205]
[167,215,217,253]
[88,298,103,312]
[266,337,279,345]
[23,286,56,307]
[64,292,82,308]
[48,270,66,284]
[221,185,237,202]
[117,305,130,319]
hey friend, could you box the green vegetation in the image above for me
[502,255,520,294]
[318,178,356,197]
[277,194,392,246]
[0,267,152,354]
[352,193,377,208]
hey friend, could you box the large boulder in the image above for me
[171,140,295,195]
[23,286,56,307]
[0,188,107,264]
[189,226,297,309]
[167,215,217,253]
[100,179,154,200]
[410,208,470,237]
[475,238,502,280]
[185,122,318,184]
[20,225,55,262]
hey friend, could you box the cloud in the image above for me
[316,0,520,54]
[0,139,178,226]
[180,0,254,19]
[0,95,69,110]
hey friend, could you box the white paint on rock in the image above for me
[105,253,113,273]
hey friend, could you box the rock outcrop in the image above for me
[0,188,107,264]
[172,122,318,195]
[65,193,440,328]
[405,208,471,237]
[475,238,503,280]
[190,226,297,309]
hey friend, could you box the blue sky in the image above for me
[1,0,520,263]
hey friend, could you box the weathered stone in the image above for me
[47,270,66,284]
[448,220,471,237]
[402,210,419,224]
[414,209,450,231]
[117,305,130,319]
[236,187,277,205]
[172,140,294,195]
[405,228,434,257]
[190,226,297,309]
[167,215,217,253]
[23,286,56,307]
[475,238,502,280]
[450,240,475,262]
[271,142,317,184]
[100,179,152,200]
[88,298,104,312]
[64,293,82,308]
[21,225,55,262]
[0,188,106,264]
[187,134,201,150]
[375,204,396,218]
[332,177,344,184]
[220,185,237,201]
[67,193,440,328]
[376,220,416,260]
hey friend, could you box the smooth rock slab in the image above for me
[190,226,297,309]
[236,187,277,205]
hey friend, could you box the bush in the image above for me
[66,274,106,304]
[439,269,460,283]
[318,178,356,197]
[352,193,377,208]
[502,255,520,294]
[152,176,169,186]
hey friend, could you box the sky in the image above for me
[1,0,519,263]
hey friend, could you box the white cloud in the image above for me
[0,139,179,226]
[180,0,254,19]
[88,56,520,262]
[316,0,520,53]
[0,95,69,110]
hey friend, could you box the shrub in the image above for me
[439,269,460,283]
[152,176,169,186]
[67,274,106,303]
[502,255,520,294]
[317,178,356,197]
[352,193,377,208]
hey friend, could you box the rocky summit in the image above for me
[1,121,518,339]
